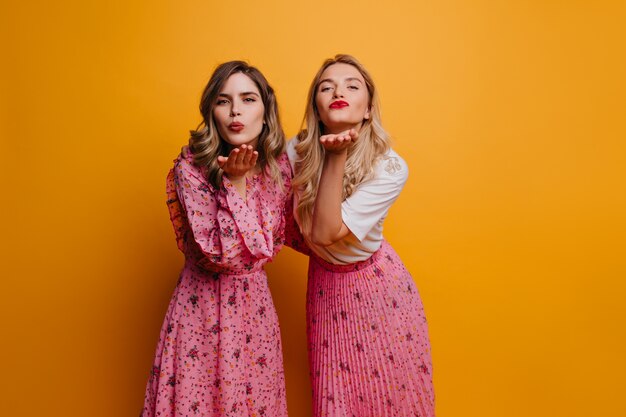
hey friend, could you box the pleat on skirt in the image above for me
[307,241,435,417]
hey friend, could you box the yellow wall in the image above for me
[1,1,625,416]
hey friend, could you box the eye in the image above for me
[216,99,229,105]
[320,85,333,92]
[348,85,359,90]
[243,97,257,102]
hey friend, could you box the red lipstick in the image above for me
[229,122,244,132]
[330,100,349,109]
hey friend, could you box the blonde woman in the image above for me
[288,55,435,417]
[142,61,304,417]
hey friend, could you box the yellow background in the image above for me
[1,1,625,416]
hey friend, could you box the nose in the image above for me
[230,103,241,117]
[333,86,344,98]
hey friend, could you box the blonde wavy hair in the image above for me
[292,54,391,233]
[189,61,285,189]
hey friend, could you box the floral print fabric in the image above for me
[307,241,435,417]
[141,151,299,417]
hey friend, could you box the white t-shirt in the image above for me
[286,137,409,264]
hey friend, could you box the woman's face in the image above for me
[213,72,265,148]
[315,63,370,134]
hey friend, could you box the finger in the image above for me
[217,156,228,168]
[249,151,258,167]
[228,148,243,167]
[242,146,255,166]
[234,145,247,165]
[229,147,241,160]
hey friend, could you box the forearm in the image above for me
[311,151,347,246]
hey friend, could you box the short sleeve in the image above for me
[172,153,273,264]
[341,155,409,242]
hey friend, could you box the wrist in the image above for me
[325,148,348,158]
[224,173,246,182]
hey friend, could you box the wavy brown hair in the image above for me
[189,61,285,189]
[292,54,391,233]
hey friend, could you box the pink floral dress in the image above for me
[141,150,304,417]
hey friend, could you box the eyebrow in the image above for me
[318,77,364,85]
[217,91,261,98]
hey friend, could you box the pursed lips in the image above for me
[330,100,349,109]
[228,122,244,132]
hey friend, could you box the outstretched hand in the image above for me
[320,129,358,154]
[218,144,259,179]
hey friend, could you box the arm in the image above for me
[173,150,272,264]
[310,129,358,246]
[339,155,408,241]
[181,144,258,199]
[283,193,312,255]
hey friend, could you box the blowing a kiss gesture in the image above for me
[182,143,259,198]
[319,128,358,154]
[311,128,359,246]
[218,144,258,198]
[217,144,259,177]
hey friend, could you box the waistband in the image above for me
[310,240,388,273]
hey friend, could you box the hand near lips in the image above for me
[320,129,359,154]
[217,144,259,179]
[180,144,258,178]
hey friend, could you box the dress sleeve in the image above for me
[341,155,409,242]
[277,149,311,256]
[172,154,273,264]
[283,193,312,256]
[166,169,186,253]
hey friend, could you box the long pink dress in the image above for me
[141,151,298,417]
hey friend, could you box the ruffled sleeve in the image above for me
[170,152,274,266]
[165,169,186,253]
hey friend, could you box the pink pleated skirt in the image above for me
[306,241,435,417]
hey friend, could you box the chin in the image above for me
[224,136,259,148]
[323,119,360,132]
